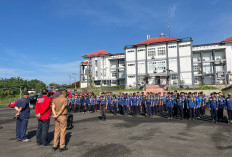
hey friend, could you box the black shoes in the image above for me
[59,148,68,152]
[52,147,58,151]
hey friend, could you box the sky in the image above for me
[0,0,232,85]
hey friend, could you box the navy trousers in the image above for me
[16,118,28,140]
[146,104,151,116]
[189,108,195,119]
[132,106,138,116]
[210,108,218,121]
[36,119,50,146]
[178,106,184,118]
[167,107,173,118]
[113,105,117,115]
[227,110,232,121]
[123,105,129,115]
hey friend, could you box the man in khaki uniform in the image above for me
[52,90,68,152]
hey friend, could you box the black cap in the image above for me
[23,92,29,95]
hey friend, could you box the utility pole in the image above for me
[72,73,78,90]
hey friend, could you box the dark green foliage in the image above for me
[0,77,46,98]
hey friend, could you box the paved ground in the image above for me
[0,105,232,157]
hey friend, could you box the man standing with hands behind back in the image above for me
[35,89,51,146]
[52,90,68,152]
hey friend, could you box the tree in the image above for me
[35,82,46,93]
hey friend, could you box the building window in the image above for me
[138,49,145,52]
[128,64,135,66]
[95,60,97,66]
[171,74,178,80]
[112,72,117,77]
[148,48,156,57]
[169,45,176,48]
[127,50,135,53]
[96,71,98,76]
[128,76,135,78]
[179,44,190,47]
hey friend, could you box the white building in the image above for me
[80,50,125,88]
[192,37,232,85]
[80,34,232,89]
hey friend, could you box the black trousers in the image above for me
[177,106,183,118]
[101,104,106,119]
[218,107,224,120]
[189,108,195,119]
[227,110,232,121]
[141,102,146,114]
[36,119,50,146]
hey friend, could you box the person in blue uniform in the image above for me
[112,95,118,115]
[76,94,81,112]
[90,95,96,113]
[172,91,178,118]
[153,93,158,115]
[14,92,30,142]
[136,92,141,114]
[146,92,152,117]
[67,96,72,112]
[131,93,138,117]
[194,92,201,118]
[157,92,163,115]
[80,95,85,113]
[118,93,124,115]
[141,92,147,115]
[187,93,197,120]
[123,94,129,116]
[96,96,101,111]
[107,93,113,113]
[162,92,167,112]
[184,93,189,118]
[208,93,218,123]
[166,92,174,119]
[70,94,76,112]
[218,92,225,122]
[199,92,206,117]
[225,93,232,124]
[100,92,108,120]
[177,93,185,119]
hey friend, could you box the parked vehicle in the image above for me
[9,101,18,108]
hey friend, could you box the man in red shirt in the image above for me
[35,89,51,146]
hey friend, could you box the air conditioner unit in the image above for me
[198,57,201,61]
[173,80,178,84]
[152,56,155,59]
[153,70,157,73]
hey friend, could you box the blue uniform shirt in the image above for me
[15,97,30,119]
[131,97,137,106]
[141,95,147,103]
[218,96,225,107]
[208,97,218,109]
[157,96,163,105]
[177,97,185,107]
[124,97,130,106]
[162,96,167,105]
[146,96,152,104]
[226,97,232,110]
[107,96,113,104]
[118,96,124,105]
[166,96,173,107]
[100,96,107,105]
[113,98,118,106]
[187,97,196,108]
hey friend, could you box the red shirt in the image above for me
[35,95,51,120]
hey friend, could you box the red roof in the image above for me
[82,49,110,57]
[223,37,232,42]
[134,36,180,45]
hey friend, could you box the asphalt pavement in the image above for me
[0,105,232,157]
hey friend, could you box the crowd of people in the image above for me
[67,91,232,123]
[13,89,232,153]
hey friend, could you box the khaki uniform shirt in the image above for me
[53,95,68,115]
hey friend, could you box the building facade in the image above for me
[80,50,125,88]
[80,34,232,89]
